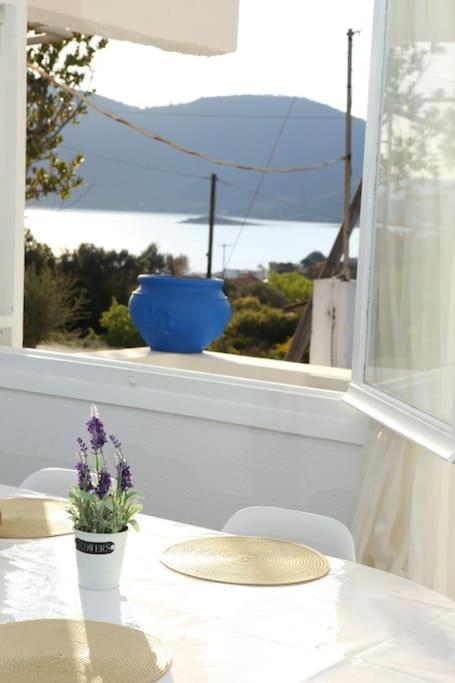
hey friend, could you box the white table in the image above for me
[1,483,455,681]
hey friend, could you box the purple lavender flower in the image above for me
[117,462,133,491]
[95,466,111,499]
[77,437,88,455]
[109,434,122,450]
[75,461,93,490]
[86,404,107,451]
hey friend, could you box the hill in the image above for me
[32,95,365,222]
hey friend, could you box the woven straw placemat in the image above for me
[0,497,73,538]
[0,619,171,682]
[161,535,330,585]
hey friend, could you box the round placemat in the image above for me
[0,498,73,538]
[0,619,171,682]
[161,535,330,585]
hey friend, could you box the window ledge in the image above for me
[74,347,352,392]
[0,347,370,446]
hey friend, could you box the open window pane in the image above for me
[366,0,455,425]
[348,0,455,456]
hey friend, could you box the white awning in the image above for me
[27,0,239,56]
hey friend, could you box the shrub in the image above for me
[268,340,291,360]
[23,265,86,348]
[210,303,298,358]
[232,296,263,312]
[268,271,313,303]
[100,298,144,348]
[223,279,287,308]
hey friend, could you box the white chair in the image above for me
[222,506,356,562]
[19,467,76,498]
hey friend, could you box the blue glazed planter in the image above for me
[129,275,232,353]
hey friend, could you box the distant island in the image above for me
[30,94,365,222]
[179,215,260,226]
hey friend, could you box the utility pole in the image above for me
[342,28,354,280]
[285,182,362,361]
[286,28,360,363]
[206,173,217,278]
[219,242,233,278]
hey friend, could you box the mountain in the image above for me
[32,95,365,222]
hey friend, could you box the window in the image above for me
[346,0,455,460]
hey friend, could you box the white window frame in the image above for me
[344,0,455,461]
[0,0,26,347]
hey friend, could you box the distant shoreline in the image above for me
[24,209,356,271]
[25,206,340,225]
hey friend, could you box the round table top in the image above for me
[0,483,454,682]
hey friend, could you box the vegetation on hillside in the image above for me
[24,231,322,358]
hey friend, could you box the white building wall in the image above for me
[0,350,371,529]
[0,388,366,529]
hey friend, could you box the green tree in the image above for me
[136,244,166,273]
[300,251,326,278]
[57,242,187,332]
[268,262,297,274]
[136,246,189,276]
[165,254,189,276]
[58,243,140,331]
[268,271,313,303]
[25,229,55,271]
[27,33,107,201]
[301,251,325,268]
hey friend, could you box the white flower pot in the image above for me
[74,528,128,590]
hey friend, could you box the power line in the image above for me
[61,144,328,215]
[61,144,207,181]
[217,177,307,211]
[28,63,345,175]
[225,97,297,268]
[63,181,96,210]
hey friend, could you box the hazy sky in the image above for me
[91,0,375,118]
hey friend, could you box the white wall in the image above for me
[0,349,371,529]
[310,279,357,369]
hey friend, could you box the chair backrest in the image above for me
[222,506,356,562]
[19,467,76,499]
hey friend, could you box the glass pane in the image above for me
[365,0,455,425]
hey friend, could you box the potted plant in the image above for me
[68,405,142,590]
[128,275,232,353]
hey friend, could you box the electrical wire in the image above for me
[61,145,324,214]
[61,144,208,181]
[217,177,307,211]
[225,97,297,268]
[28,63,345,175]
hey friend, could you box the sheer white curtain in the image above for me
[353,426,455,598]
[354,0,455,597]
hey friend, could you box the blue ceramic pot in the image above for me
[129,275,232,353]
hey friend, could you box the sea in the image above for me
[25,208,359,275]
